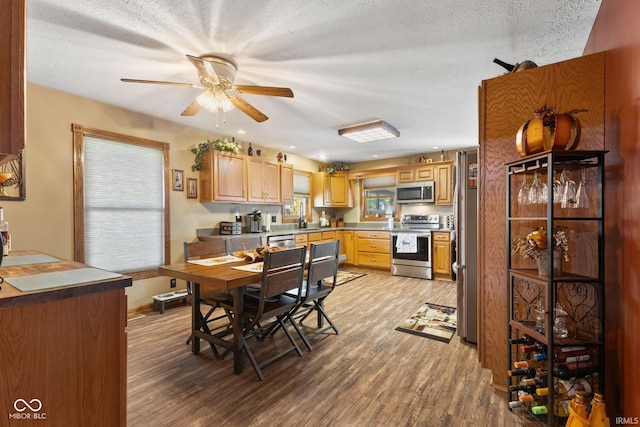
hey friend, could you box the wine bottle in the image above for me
[566,393,589,427]
[493,58,515,72]
[508,384,537,393]
[522,377,548,388]
[520,342,547,353]
[518,393,545,403]
[513,359,545,369]
[557,378,593,398]
[507,367,537,377]
[508,400,525,409]
[588,393,610,427]
[508,334,536,345]
[531,405,549,415]
[555,361,596,380]
[554,346,592,363]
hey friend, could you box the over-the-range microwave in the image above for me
[395,181,435,203]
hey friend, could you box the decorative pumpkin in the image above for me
[515,105,585,157]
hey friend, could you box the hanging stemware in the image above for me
[561,170,577,209]
[528,172,541,204]
[517,175,529,205]
[576,169,590,208]
[553,171,565,204]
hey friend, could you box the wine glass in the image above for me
[576,169,590,208]
[562,171,577,208]
[553,171,564,204]
[517,175,529,205]
[528,172,541,204]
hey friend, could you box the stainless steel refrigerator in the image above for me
[454,150,478,344]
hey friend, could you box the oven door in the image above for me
[391,232,431,265]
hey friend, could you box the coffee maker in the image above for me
[246,209,262,233]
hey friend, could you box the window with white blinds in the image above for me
[73,125,170,277]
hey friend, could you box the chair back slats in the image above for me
[307,241,340,286]
[265,267,305,298]
[227,236,263,254]
[184,239,227,261]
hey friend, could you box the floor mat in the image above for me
[395,302,457,343]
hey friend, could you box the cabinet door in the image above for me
[397,168,415,183]
[416,165,434,181]
[330,173,351,207]
[263,160,281,203]
[0,0,25,164]
[214,152,246,201]
[435,162,454,205]
[280,163,294,204]
[433,241,451,275]
[246,157,265,202]
[343,231,354,263]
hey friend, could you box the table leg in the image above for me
[232,287,244,374]
[191,282,201,354]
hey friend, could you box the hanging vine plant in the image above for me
[191,138,241,171]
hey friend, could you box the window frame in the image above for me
[72,123,171,279]
[359,173,397,222]
[282,170,312,224]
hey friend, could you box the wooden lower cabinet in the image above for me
[432,231,453,279]
[294,233,308,248]
[354,230,390,269]
[343,230,354,264]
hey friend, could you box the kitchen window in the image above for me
[72,124,170,279]
[361,174,396,221]
[282,170,312,223]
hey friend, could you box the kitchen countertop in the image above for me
[197,226,455,240]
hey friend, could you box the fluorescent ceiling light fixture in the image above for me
[338,120,400,143]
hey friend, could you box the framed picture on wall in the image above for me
[187,178,197,199]
[172,169,184,191]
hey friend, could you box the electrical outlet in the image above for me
[170,278,176,288]
[271,215,277,223]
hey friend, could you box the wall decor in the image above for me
[187,178,197,199]
[0,151,26,201]
[172,169,184,191]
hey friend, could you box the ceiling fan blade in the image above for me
[186,54,220,84]
[181,99,201,116]
[120,78,202,88]
[230,96,268,122]
[234,85,294,98]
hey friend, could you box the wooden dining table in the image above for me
[158,259,262,374]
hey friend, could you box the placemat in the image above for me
[187,255,243,266]
[231,262,264,273]
[6,267,123,292]
[1,254,61,267]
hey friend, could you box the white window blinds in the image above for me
[83,136,165,272]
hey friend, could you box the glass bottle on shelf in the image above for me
[0,206,10,256]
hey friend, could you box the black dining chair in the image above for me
[288,240,340,351]
[183,239,234,359]
[241,246,307,380]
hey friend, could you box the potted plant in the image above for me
[512,226,570,275]
[191,138,241,171]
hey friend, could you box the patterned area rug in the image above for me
[326,270,366,286]
[396,302,457,343]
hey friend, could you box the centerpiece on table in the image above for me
[512,226,570,276]
[191,138,241,171]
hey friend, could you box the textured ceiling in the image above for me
[26,0,601,163]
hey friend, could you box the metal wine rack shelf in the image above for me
[505,150,606,427]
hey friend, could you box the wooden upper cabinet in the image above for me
[0,0,26,165]
[199,151,246,202]
[396,168,416,183]
[280,163,294,204]
[435,161,454,205]
[247,157,281,203]
[312,171,352,207]
[397,164,434,183]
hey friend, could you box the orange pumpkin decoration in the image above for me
[516,105,585,157]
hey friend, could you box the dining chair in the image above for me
[241,246,307,380]
[226,235,263,255]
[288,240,340,351]
[183,239,234,359]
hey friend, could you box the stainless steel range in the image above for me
[391,214,440,280]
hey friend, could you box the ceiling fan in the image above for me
[121,54,294,123]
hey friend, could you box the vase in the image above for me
[536,250,563,276]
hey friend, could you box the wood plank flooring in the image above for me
[126,268,542,426]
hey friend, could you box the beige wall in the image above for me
[14,83,322,311]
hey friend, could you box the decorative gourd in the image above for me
[515,105,585,157]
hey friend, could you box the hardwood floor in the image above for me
[127,268,541,426]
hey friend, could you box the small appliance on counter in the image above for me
[219,221,242,235]
[246,209,262,233]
